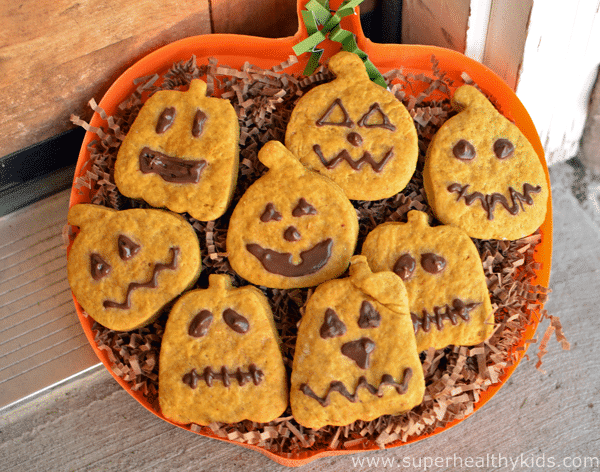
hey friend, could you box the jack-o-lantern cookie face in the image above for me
[115,79,239,221]
[424,85,548,240]
[362,211,494,352]
[227,140,359,289]
[291,256,424,429]
[67,204,201,331]
[159,274,287,425]
[285,51,418,201]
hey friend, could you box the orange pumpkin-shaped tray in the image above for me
[68,0,552,466]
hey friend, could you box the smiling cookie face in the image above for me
[226,141,359,289]
[362,211,494,352]
[159,274,287,426]
[285,51,418,201]
[423,85,548,240]
[290,256,424,429]
[67,204,201,331]
[115,79,239,221]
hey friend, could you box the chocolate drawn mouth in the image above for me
[313,144,394,173]
[300,369,413,407]
[411,298,481,334]
[182,365,264,388]
[139,147,206,184]
[246,238,333,277]
[447,182,542,220]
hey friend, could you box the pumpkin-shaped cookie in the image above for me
[362,210,494,352]
[159,274,287,425]
[423,85,548,240]
[115,79,239,221]
[291,256,424,429]
[67,204,201,331]
[285,51,418,201]
[226,140,359,289]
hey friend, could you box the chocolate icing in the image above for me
[358,301,381,328]
[292,198,317,217]
[313,145,393,173]
[393,253,416,281]
[320,308,347,339]
[188,310,213,338]
[347,132,363,147]
[341,337,375,369]
[299,368,413,407]
[260,203,282,222]
[117,235,140,261]
[139,147,206,184]
[421,253,446,274]
[411,298,481,333]
[284,226,301,242]
[183,364,264,388]
[223,308,250,334]
[357,103,396,131]
[103,247,179,310]
[246,239,333,277]
[452,139,476,160]
[316,98,353,128]
[90,253,111,280]
[156,107,176,134]
[192,109,207,138]
[493,138,514,159]
[447,182,543,220]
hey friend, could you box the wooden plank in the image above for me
[0,0,211,159]
[211,0,298,38]
[401,0,471,52]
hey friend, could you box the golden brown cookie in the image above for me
[226,140,359,289]
[159,274,287,425]
[423,85,548,240]
[285,51,418,201]
[361,210,494,352]
[114,79,239,221]
[290,256,424,429]
[67,204,201,331]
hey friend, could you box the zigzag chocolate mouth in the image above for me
[447,182,542,220]
[246,238,333,277]
[313,144,394,173]
[411,298,481,334]
[182,365,264,388]
[103,247,179,310]
[300,369,413,407]
[139,147,206,184]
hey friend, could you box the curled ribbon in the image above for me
[293,0,387,88]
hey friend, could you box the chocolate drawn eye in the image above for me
[357,103,396,131]
[358,300,381,329]
[223,308,250,334]
[90,253,111,280]
[192,109,207,138]
[320,308,347,339]
[493,138,514,159]
[316,98,354,128]
[260,203,282,222]
[117,235,141,261]
[421,253,446,274]
[188,310,213,338]
[292,198,317,217]
[452,139,476,161]
[156,107,176,134]
[393,253,416,281]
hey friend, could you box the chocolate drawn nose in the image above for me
[347,132,363,147]
[284,226,301,242]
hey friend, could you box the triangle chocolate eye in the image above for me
[90,253,111,280]
[316,98,354,128]
[357,103,396,131]
[320,308,347,339]
[292,198,317,217]
[260,203,282,222]
[117,235,141,261]
[358,301,381,328]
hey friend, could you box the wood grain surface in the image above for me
[0,0,298,159]
[2,162,598,471]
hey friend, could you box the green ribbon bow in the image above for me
[293,0,387,88]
